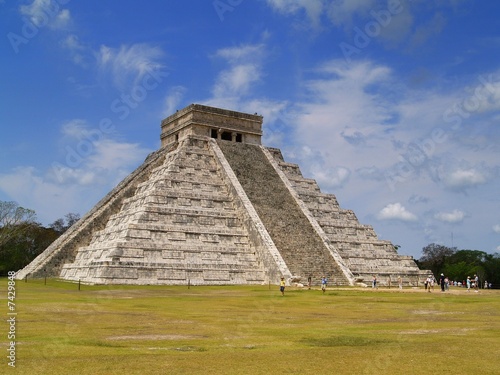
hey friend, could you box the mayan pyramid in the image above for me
[17,104,425,286]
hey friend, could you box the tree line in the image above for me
[415,243,500,288]
[0,201,79,275]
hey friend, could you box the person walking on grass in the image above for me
[440,273,445,292]
[426,275,433,292]
[321,276,327,294]
[280,277,286,296]
[398,276,403,290]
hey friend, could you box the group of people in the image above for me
[466,275,480,292]
[279,273,491,295]
[279,276,329,296]
[423,273,491,292]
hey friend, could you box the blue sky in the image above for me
[1,0,499,259]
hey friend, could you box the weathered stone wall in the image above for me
[161,104,262,147]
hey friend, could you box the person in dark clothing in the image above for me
[440,273,445,292]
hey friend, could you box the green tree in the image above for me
[49,213,80,234]
[0,223,58,274]
[0,201,36,249]
[418,243,456,277]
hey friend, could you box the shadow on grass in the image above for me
[301,335,391,347]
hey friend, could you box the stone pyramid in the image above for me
[17,104,425,286]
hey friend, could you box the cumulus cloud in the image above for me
[493,224,500,234]
[0,135,151,225]
[289,59,398,174]
[434,209,465,223]
[377,202,417,221]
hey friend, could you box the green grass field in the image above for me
[2,279,499,374]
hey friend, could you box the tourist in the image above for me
[440,273,445,292]
[466,276,471,292]
[425,275,434,293]
[308,276,312,290]
[321,276,328,294]
[372,275,377,289]
[398,276,403,290]
[280,277,286,296]
[484,280,488,289]
[474,274,479,292]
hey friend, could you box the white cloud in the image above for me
[377,203,417,221]
[326,0,375,28]
[0,137,150,225]
[61,34,88,66]
[204,43,273,111]
[291,60,396,165]
[61,34,85,51]
[162,86,187,118]
[87,140,149,172]
[266,0,471,50]
[215,44,265,64]
[493,224,500,234]
[266,0,325,28]
[212,64,261,98]
[444,169,487,189]
[434,209,465,223]
[96,44,165,89]
[210,43,266,99]
[20,0,71,29]
[60,119,90,139]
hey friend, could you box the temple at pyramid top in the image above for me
[17,103,430,286]
[161,104,263,147]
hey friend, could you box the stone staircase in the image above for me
[218,141,351,285]
[266,147,422,286]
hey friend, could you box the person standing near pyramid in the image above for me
[280,277,286,296]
